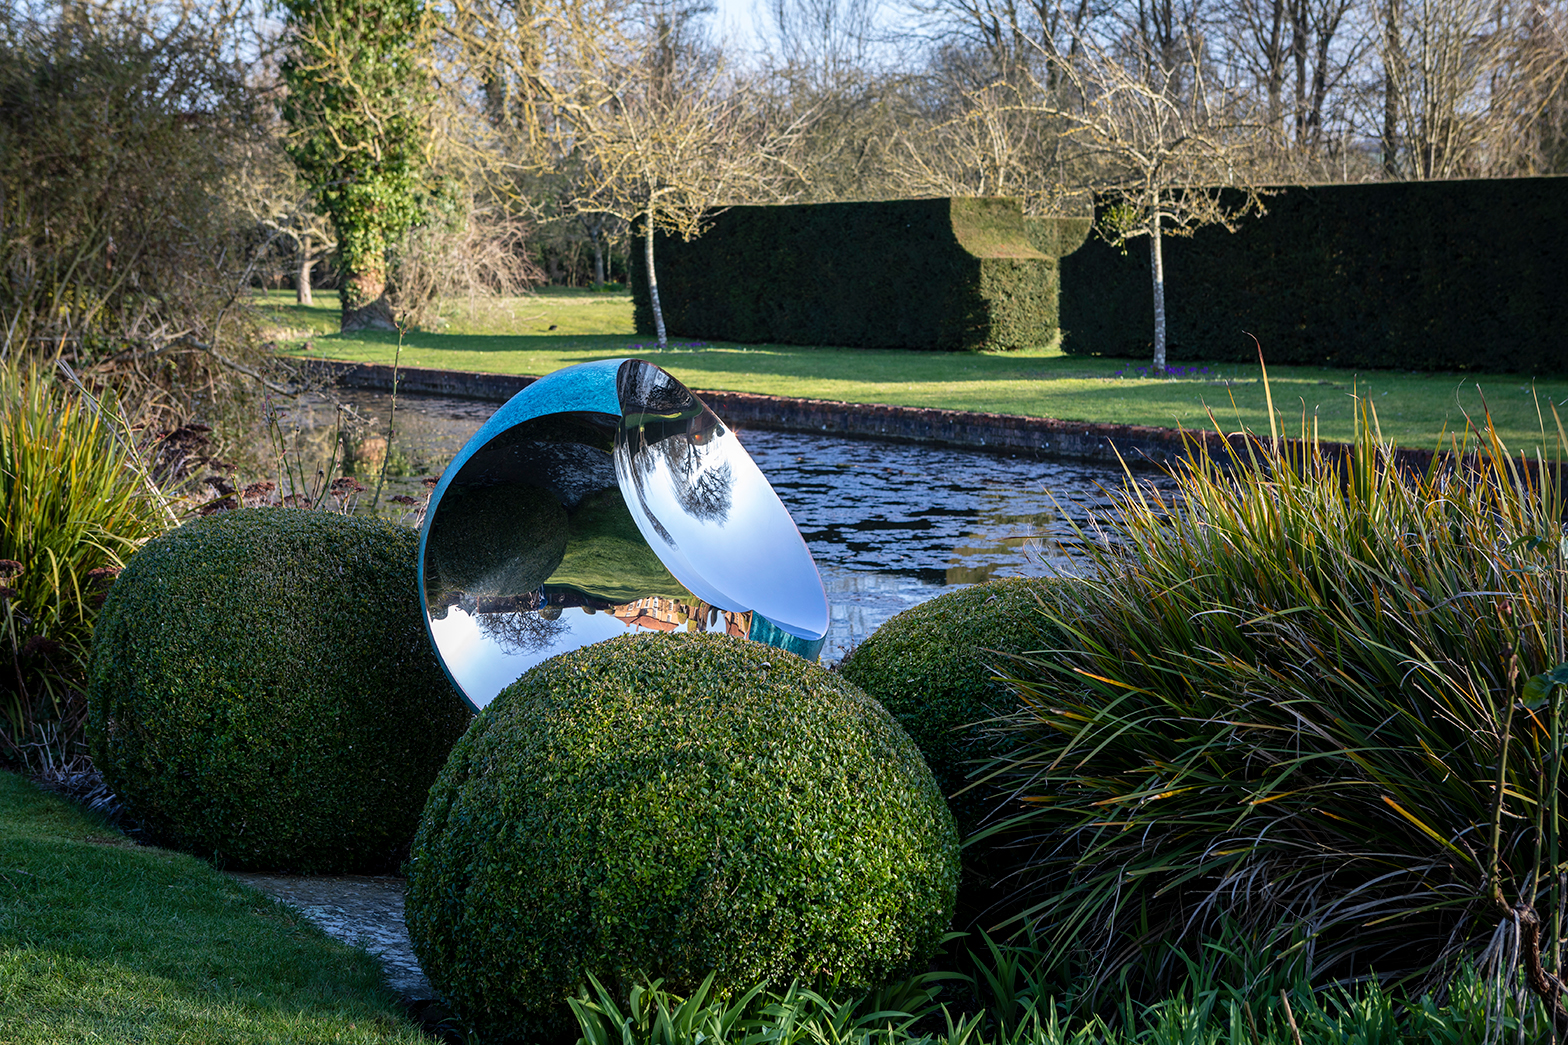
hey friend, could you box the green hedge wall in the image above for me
[1025,215,1093,260]
[631,198,1069,352]
[1059,176,1568,372]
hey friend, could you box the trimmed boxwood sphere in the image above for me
[405,632,959,1043]
[837,577,1083,835]
[87,509,473,873]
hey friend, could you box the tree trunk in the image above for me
[1264,0,1286,137]
[1291,0,1309,143]
[340,268,397,332]
[1381,0,1403,177]
[644,205,668,350]
[1150,213,1167,377]
[583,213,606,287]
[297,234,314,306]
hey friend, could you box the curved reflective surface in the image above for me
[419,359,829,711]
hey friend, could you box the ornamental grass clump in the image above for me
[987,397,1568,1018]
[0,357,174,770]
[405,632,959,1044]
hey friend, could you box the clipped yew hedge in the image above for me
[631,197,1069,351]
[87,509,472,873]
[1059,176,1568,372]
[405,632,959,1043]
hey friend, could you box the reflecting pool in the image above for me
[286,386,1164,664]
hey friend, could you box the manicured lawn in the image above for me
[260,289,1568,453]
[0,773,423,1044]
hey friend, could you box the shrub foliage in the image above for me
[87,509,472,873]
[405,632,959,1043]
[0,6,267,379]
[839,577,1086,933]
[838,577,1080,837]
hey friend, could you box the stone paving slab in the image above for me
[228,872,431,1001]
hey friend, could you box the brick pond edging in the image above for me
[291,357,1456,474]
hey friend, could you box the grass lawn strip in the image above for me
[0,772,424,1044]
[261,289,1568,454]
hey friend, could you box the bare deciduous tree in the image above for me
[1375,0,1568,177]
[888,67,1082,211]
[231,134,339,306]
[443,0,802,343]
[765,0,884,89]
[1019,33,1266,372]
[565,64,800,346]
[1221,0,1367,162]
[0,0,285,410]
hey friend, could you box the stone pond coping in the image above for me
[289,357,1464,475]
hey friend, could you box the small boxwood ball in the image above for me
[87,509,473,873]
[837,577,1083,835]
[405,632,959,1044]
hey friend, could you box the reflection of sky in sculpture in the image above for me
[418,359,828,711]
[429,605,645,701]
[613,364,828,640]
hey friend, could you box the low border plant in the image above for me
[562,934,1552,1045]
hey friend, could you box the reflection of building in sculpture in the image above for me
[611,596,751,637]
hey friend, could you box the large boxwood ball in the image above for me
[836,578,1083,929]
[405,632,959,1044]
[838,577,1083,833]
[86,508,473,873]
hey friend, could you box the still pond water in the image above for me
[292,388,1163,664]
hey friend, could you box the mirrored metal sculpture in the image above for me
[419,359,830,711]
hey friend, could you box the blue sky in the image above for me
[711,0,769,55]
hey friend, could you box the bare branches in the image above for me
[941,25,1268,372]
[438,0,806,340]
[0,1,284,414]
[1376,0,1568,178]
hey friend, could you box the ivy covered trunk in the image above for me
[280,0,428,337]
[341,268,396,332]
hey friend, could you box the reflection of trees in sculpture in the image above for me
[476,609,570,656]
[633,432,734,524]
[666,436,733,523]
